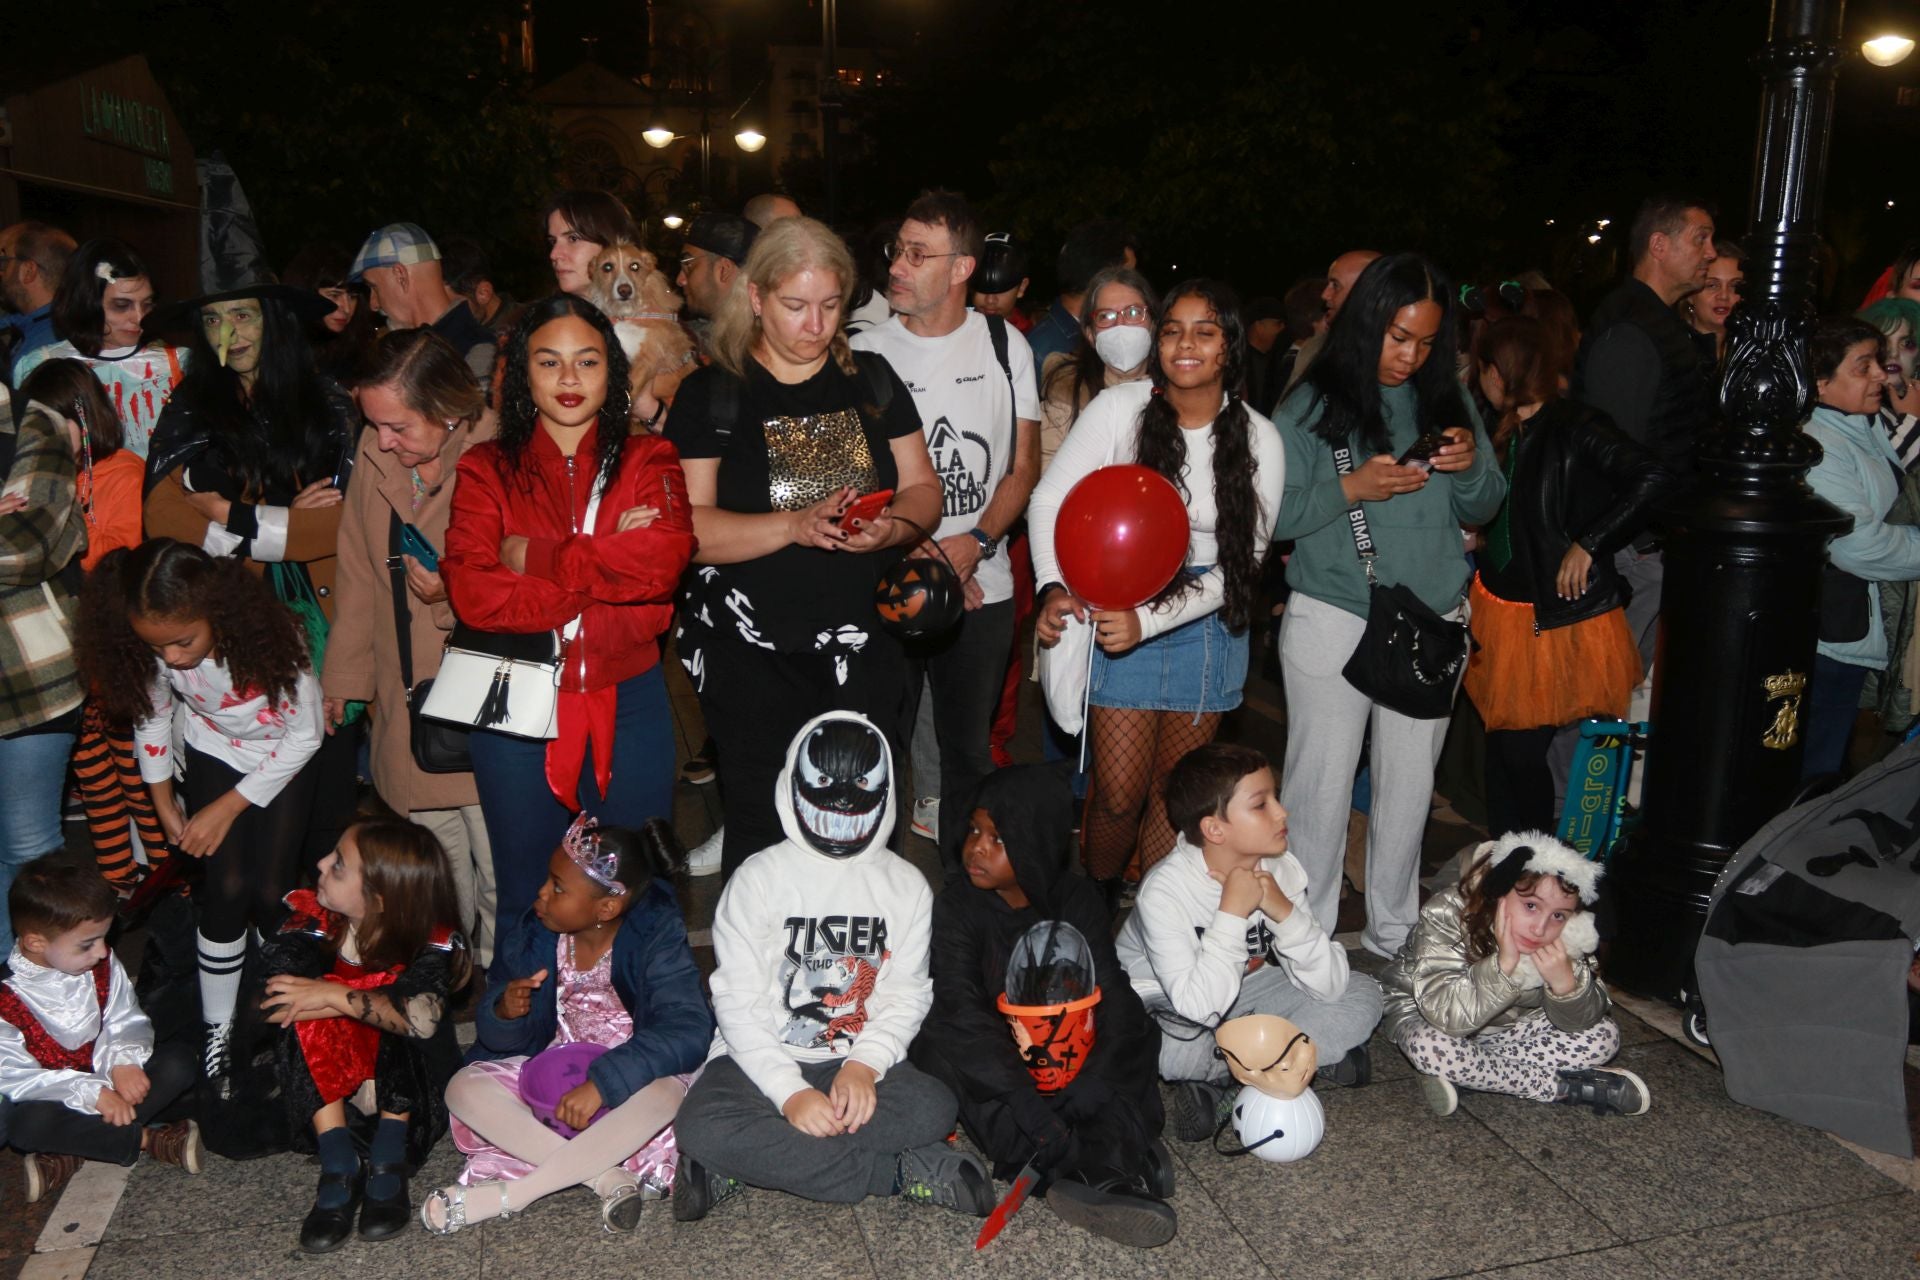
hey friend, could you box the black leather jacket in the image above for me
[1482,399,1680,631]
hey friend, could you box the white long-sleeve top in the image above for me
[1116,836,1351,1021]
[134,656,324,808]
[706,711,933,1110]
[0,949,153,1112]
[1028,380,1285,639]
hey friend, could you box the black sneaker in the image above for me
[679,745,717,786]
[1553,1066,1651,1117]
[894,1142,992,1216]
[1046,1175,1178,1248]
[1315,1044,1372,1088]
[670,1154,741,1222]
[1166,1080,1227,1143]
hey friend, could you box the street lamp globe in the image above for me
[662,213,685,230]
[735,128,767,153]
[643,125,676,149]
[1862,34,1915,66]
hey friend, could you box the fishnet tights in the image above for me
[1081,707,1222,882]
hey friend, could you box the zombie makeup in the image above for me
[790,718,890,856]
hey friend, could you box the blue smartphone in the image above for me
[397,523,439,571]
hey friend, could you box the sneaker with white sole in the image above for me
[1418,1071,1459,1117]
[910,798,939,842]
[1166,1080,1228,1142]
[686,827,724,878]
[1553,1066,1650,1117]
[671,1154,742,1221]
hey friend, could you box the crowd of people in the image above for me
[0,182,1915,1252]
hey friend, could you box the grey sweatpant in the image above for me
[1280,594,1458,958]
[1151,963,1385,1084]
[674,1055,958,1204]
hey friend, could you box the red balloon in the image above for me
[1055,464,1191,611]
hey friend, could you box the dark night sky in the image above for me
[7,0,1917,306]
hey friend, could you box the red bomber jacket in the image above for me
[442,424,695,693]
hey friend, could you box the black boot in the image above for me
[299,1156,365,1254]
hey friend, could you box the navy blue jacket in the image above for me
[471,883,714,1109]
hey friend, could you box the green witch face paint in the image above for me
[200,299,264,376]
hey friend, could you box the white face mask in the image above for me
[1093,323,1153,373]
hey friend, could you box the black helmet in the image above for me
[973,233,1030,295]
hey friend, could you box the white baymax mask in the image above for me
[790,717,891,857]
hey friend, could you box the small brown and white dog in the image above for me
[585,241,696,422]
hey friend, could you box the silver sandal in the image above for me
[600,1181,646,1233]
[420,1183,512,1236]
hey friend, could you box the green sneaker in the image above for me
[894,1142,992,1216]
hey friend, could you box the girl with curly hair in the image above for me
[1032,280,1286,891]
[77,537,324,1084]
[441,295,696,941]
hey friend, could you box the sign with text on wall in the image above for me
[79,83,174,195]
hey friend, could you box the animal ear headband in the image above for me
[1477,830,1603,906]
[562,813,627,896]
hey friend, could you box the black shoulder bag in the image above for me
[388,510,473,773]
[1329,442,1468,719]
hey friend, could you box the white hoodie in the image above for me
[1116,835,1351,1021]
[706,711,934,1109]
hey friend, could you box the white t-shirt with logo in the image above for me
[852,311,1039,605]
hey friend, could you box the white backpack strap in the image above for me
[560,475,608,645]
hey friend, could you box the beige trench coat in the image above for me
[321,414,497,813]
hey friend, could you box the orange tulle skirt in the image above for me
[1464,574,1642,731]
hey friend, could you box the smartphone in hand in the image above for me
[1396,433,1447,474]
[397,523,440,571]
[837,488,895,533]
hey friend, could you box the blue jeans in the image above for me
[1802,654,1870,781]
[0,727,76,956]
[469,667,675,945]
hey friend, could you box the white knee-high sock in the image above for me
[197,931,247,1026]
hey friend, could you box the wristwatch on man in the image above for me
[967,528,999,561]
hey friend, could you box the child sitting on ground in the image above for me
[1117,743,1384,1142]
[2,857,202,1204]
[672,713,990,1222]
[259,818,469,1254]
[913,765,1176,1248]
[1380,830,1650,1118]
[423,816,713,1235]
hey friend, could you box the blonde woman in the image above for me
[665,217,940,875]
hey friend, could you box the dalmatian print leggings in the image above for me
[1397,1012,1621,1101]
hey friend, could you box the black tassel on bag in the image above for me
[480,662,514,727]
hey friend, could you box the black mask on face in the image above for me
[791,719,890,857]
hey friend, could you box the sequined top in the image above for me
[554,932,634,1049]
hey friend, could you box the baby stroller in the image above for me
[1690,735,1920,1157]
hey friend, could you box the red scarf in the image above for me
[547,686,618,809]
[0,959,112,1072]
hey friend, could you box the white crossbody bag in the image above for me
[421,481,604,741]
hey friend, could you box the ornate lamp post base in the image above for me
[1603,0,1854,1002]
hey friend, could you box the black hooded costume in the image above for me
[910,765,1164,1184]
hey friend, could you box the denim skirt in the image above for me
[1089,609,1249,714]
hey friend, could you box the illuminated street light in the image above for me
[642,125,676,149]
[662,213,685,230]
[1587,233,1603,244]
[734,128,767,153]
[1597,218,1612,228]
[1861,33,1915,65]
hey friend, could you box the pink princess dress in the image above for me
[450,932,696,1195]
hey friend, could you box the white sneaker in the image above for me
[687,827,725,877]
[911,798,939,842]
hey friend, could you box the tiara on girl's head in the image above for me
[562,812,627,896]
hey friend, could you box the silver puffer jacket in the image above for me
[1378,873,1608,1044]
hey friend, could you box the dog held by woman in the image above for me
[585,241,697,424]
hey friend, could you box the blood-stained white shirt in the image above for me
[134,655,323,807]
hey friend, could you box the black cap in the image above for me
[685,213,757,266]
[1243,296,1285,326]
[973,233,1030,295]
